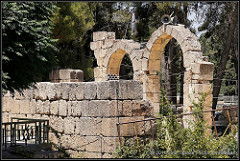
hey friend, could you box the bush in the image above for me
[115,93,238,158]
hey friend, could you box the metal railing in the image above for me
[116,106,238,145]
[2,118,49,150]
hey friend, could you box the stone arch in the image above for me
[142,24,214,129]
[90,28,214,130]
[104,40,141,79]
[90,35,142,81]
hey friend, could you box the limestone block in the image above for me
[118,80,143,100]
[191,61,214,74]
[102,39,115,49]
[83,82,97,100]
[102,153,113,158]
[165,25,174,36]
[143,119,158,136]
[50,101,59,115]
[122,100,132,117]
[35,100,43,114]
[97,81,119,100]
[74,83,85,100]
[100,48,108,59]
[63,117,76,134]
[44,83,57,100]
[151,102,160,115]
[65,135,101,153]
[34,82,49,100]
[19,99,30,114]
[58,69,72,80]
[85,136,101,152]
[58,100,67,116]
[49,116,64,133]
[13,90,25,100]
[183,51,203,68]
[102,137,123,153]
[2,112,10,122]
[90,41,102,50]
[60,134,73,149]
[7,100,20,114]
[88,100,114,117]
[184,68,192,83]
[61,83,71,100]
[70,70,84,82]
[75,117,102,135]
[2,96,13,112]
[22,87,35,99]
[102,116,145,137]
[67,83,77,101]
[132,59,142,72]
[132,100,152,116]
[49,132,60,146]
[71,101,88,117]
[93,31,115,41]
[130,49,143,61]
[193,84,212,95]
[180,37,201,53]
[111,100,124,116]
[191,62,214,81]
[119,117,146,136]
[94,67,103,80]
[169,25,183,38]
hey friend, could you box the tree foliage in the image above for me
[50,2,95,81]
[2,2,58,93]
[197,2,238,108]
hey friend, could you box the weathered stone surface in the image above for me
[132,100,153,116]
[63,117,76,134]
[49,115,64,133]
[84,82,97,99]
[102,137,123,153]
[19,99,30,114]
[61,83,71,100]
[118,80,143,100]
[2,112,10,122]
[71,100,88,117]
[93,31,115,41]
[58,100,67,116]
[97,81,119,100]
[75,117,102,135]
[102,117,145,137]
[50,101,59,115]
[2,96,13,112]
[190,61,214,80]
[183,51,203,68]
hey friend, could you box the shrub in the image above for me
[115,93,238,158]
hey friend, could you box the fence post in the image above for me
[211,111,218,138]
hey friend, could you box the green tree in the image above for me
[2,2,58,94]
[197,2,238,109]
[50,2,95,80]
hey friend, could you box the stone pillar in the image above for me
[183,61,214,135]
[90,32,116,81]
[49,69,84,83]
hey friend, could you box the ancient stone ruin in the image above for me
[90,24,214,128]
[2,24,214,158]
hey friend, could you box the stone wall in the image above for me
[2,80,153,158]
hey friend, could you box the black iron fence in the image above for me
[2,118,49,150]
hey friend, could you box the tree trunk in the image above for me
[212,3,238,109]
